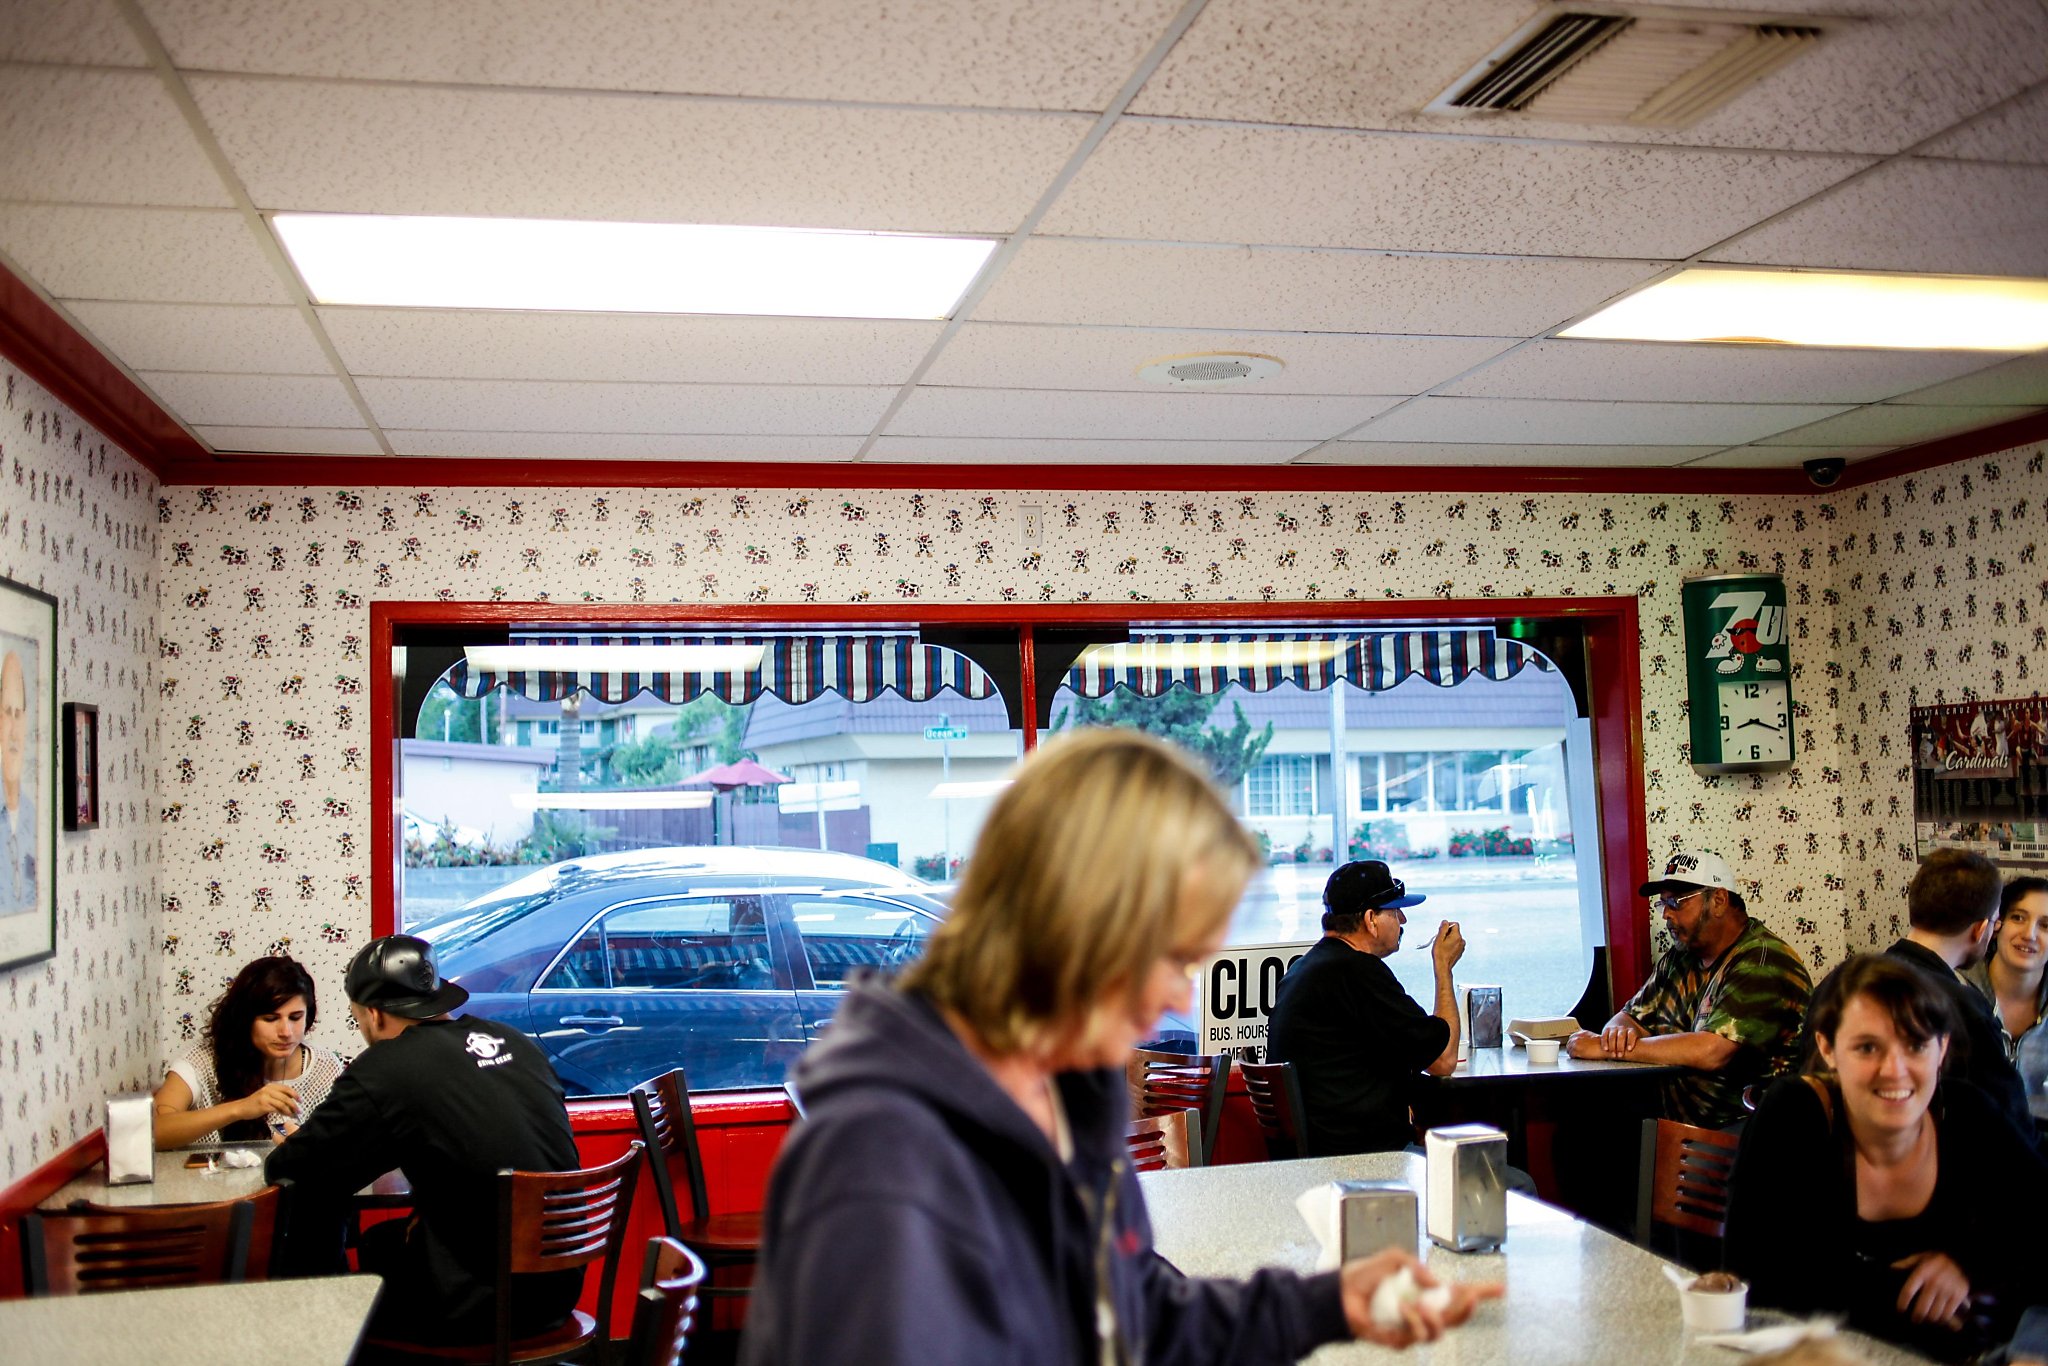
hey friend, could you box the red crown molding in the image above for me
[1835,407,2048,490]
[0,261,200,480]
[163,452,1822,495]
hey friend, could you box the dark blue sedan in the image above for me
[420,847,945,1094]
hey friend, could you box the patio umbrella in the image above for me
[679,759,791,843]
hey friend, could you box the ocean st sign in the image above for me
[923,725,970,742]
[1198,941,1313,1056]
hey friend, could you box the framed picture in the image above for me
[63,702,98,832]
[0,573,58,974]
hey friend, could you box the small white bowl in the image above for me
[1678,1281,1747,1333]
[1525,1038,1561,1066]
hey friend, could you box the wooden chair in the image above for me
[1124,1109,1200,1173]
[1635,1118,1740,1269]
[1127,1049,1231,1168]
[625,1237,708,1366]
[20,1184,284,1294]
[630,1068,759,1301]
[1239,1061,1310,1161]
[358,1141,643,1366]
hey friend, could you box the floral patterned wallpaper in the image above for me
[0,359,160,1185]
[6,333,2045,1184]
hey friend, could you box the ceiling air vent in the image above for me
[1428,6,1828,128]
[1136,352,1285,387]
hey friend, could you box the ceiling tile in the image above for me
[888,386,1402,440]
[321,309,941,385]
[1683,444,1897,468]
[67,301,329,374]
[1709,159,2048,275]
[1349,396,1852,445]
[1755,402,2043,445]
[0,65,231,208]
[357,377,895,434]
[385,431,864,461]
[973,240,1664,335]
[1441,340,2003,404]
[147,0,1178,112]
[0,205,290,303]
[191,77,1087,232]
[195,425,383,455]
[138,371,362,426]
[0,0,145,64]
[1300,442,1724,467]
[866,436,1313,463]
[1040,121,1869,257]
[1130,0,2048,157]
[1917,84,2048,165]
[923,324,1513,394]
[1883,352,2048,407]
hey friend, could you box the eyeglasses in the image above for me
[1656,889,1706,912]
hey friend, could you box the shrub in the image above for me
[1447,826,1535,858]
[913,852,949,880]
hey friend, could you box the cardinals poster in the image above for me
[1913,697,2048,868]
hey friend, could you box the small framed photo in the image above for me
[63,702,99,832]
[1,572,57,973]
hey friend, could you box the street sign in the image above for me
[923,725,969,742]
[1197,941,1314,1056]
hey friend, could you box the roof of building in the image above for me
[400,739,553,765]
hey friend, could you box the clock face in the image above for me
[1717,680,1792,765]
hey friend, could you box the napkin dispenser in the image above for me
[1334,1180,1418,1261]
[1464,986,1503,1049]
[105,1093,155,1185]
[1425,1123,1506,1252]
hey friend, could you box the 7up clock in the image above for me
[1683,573,1794,774]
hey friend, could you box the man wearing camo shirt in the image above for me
[1566,849,1812,1130]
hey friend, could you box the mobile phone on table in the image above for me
[184,1151,214,1169]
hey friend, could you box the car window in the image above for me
[550,895,775,992]
[792,895,935,986]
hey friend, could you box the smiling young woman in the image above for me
[1727,954,2048,1363]
[1964,877,2048,1061]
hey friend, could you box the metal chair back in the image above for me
[1127,1048,1230,1168]
[1124,1109,1200,1173]
[1239,1060,1311,1161]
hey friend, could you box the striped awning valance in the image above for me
[445,635,999,706]
[1062,631,1551,698]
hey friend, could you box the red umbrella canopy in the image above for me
[680,757,792,790]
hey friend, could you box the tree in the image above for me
[416,683,501,744]
[594,695,755,787]
[1051,686,1274,787]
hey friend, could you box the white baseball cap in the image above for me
[1639,850,1739,898]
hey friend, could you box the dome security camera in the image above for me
[1802,457,1846,488]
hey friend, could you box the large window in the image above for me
[388,616,1617,1092]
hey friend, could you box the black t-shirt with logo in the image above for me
[267,1014,582,1336]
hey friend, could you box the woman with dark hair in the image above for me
[1963,876,2048,1062]
[1727,953,2048,1361]
[152,956,344,1148]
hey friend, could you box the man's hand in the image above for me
[1338,1248,1503,1348]
[1598,1012,1643,1057]
[1893,1251,1972,1328]
[1563,1030,1605,1060]
[1431,921,1466,973]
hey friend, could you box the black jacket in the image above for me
[266,1016,581,1336]
[740,979,1350,1366]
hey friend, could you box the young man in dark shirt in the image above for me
[1265,860,1465,1155]
[266,935,583,1346]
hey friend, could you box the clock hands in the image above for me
[1735,718,1783,732]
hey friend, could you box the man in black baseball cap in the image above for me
[1266,861,1468,1154]
[267,935,580,1348]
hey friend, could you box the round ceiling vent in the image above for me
[1136,351,1285,387]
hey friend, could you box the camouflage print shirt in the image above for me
[1622,916,1813,1129]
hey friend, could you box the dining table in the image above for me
[0,1273,382,1364]
[39,1142,412,1210]
[1139,1150,1933,1365]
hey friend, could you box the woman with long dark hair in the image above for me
[1728,953,2048,1361]
[1963,876,2048,1062]
[152,956,344,1148]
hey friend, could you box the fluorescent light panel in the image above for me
[512,791,715,811]
[1561,267,2048,351]
[465,644,765,673]
[273,213,998,319]
[1076,640,1347,671]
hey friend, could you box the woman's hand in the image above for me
[1892,1251,1972,1328]
[238,1082,301,1124]
[1338,1248,1502,1347]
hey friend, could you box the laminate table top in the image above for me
[0,1274,381,1365]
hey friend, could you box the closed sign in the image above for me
[1198,942,1313,1054]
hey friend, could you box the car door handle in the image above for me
[559,1014,625,1030]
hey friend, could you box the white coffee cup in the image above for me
[1678,1280,1747,1333]
[1525,1038,1561,1065]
